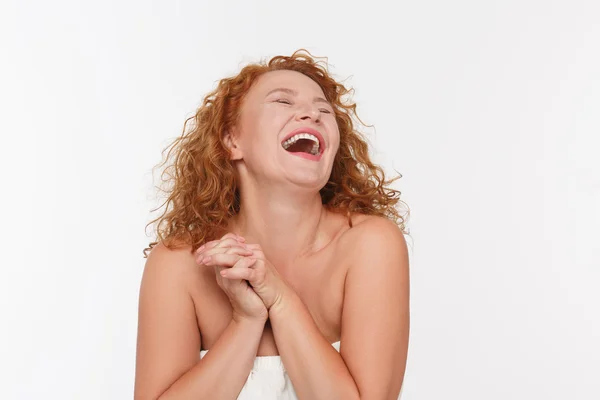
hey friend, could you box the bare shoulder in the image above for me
[143,241,198,286]
[140,241,203,306]
[335,213,409,286]
[338,214,408,258]
[145,240,197,264]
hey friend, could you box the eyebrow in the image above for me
[265,87,330,105]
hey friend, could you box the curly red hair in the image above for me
[143,49,410,258]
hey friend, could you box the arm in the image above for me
[134,243,266,400]
[268,287,359,399]
[268,217,410,399]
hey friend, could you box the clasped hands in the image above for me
[195,233,289,319]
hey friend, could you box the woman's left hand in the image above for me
[203,240,289,311]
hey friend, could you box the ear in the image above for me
[223,130,243,161]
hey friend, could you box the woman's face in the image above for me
[230,69,340,190]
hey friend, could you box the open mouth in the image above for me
[281,132,322,156]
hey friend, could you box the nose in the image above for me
[295,104,321,123]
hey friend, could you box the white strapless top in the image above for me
[200,341,341,400]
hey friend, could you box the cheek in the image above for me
[331,137,341,154]
[252,111,289,144]
[240,120,279,156]
[328,123,341,149]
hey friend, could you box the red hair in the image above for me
[143,49,409,257]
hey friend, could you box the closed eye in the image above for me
[275,98,332,114]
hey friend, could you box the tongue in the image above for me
[285,139,315,154]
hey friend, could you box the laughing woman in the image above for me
[135,50,411,400]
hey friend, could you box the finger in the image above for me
[232,255,258,269]
[214,258,256,287]
[235,234,246,243]
[214,265,242,291]
[196,237,244,255]
[220,266,256,280]
[213,265,226,276]
[249,248,264,259]
[195,240,218,255]
[201,253,250,268]
[220,257,258,282]
[197,244,251,266]
[239,244,263,260]
[222,232,247,244]
[197,246,253,263]
[222,245,253,256]
[214,238,245,249]
[217,256,256,276]
[220,232,239,241]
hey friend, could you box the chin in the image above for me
[286,174,329,191]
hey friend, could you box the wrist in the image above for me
[268,286,295,318]
[231,312,268,328]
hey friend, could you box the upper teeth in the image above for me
[282,133,321,155]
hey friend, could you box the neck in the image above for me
[228,184,328,270]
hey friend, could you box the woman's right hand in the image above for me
[195,233,268,323]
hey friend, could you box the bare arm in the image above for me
[268,288,359,399]
[268,217,410,399]
[134,243,266,400]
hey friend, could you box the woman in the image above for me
[135,49,411,399]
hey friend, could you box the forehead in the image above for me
[249,70,326,98]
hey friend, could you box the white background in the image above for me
[1,0,599,399]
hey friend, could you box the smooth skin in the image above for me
[135,233,271,399]
[134,69,410,399]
